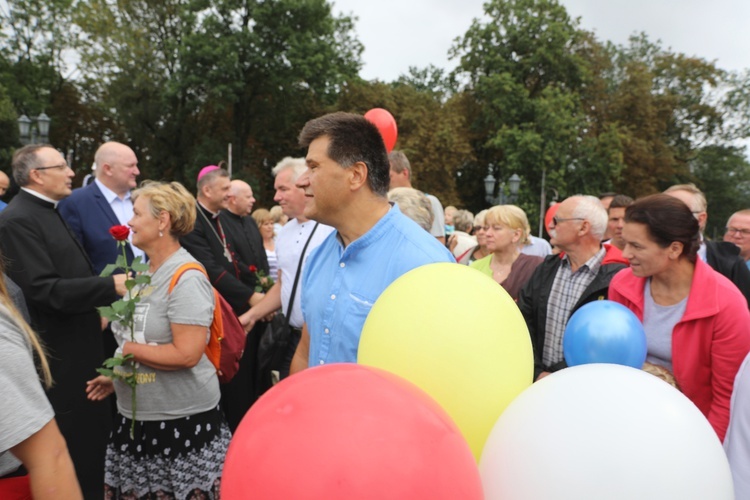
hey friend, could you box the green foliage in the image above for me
[2,0,749,223]
[335,79,473,207]
[690,145,750,239]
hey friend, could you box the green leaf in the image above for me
[125,278,136,290]
[111,300,128,313]
[96,368,115,377]
[132,261,150,273]
[99,264,117,277]
[97,305,115,318]
[114,254,127,268]
[134,275,151,285]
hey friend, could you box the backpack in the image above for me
[168,262,246,383]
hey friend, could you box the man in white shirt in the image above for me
[240,157,333,377]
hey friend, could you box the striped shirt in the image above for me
[542,247,606,367]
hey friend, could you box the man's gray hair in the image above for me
[571,195,608,239]
[272,157,307,183]
[12,144,48,186]
[388,150,411,176]
[453,209,475,233]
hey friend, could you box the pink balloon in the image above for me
[364,108,398,152]
[221,364,482,500]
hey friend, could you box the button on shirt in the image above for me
[542,247,606,366]
[95,179,145,261]
[302,204,455,365]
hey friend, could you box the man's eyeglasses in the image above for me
[552,216,585,226]
[35,163,69,172]
[725,227,750,237]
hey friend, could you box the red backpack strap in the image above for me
[169,262,207,293]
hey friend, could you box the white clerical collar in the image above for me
[198,201,220,219]
[21,187,59,207]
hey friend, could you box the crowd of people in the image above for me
[2,111,750,498]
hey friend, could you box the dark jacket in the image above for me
[57,181,135,274]
[181,204,259,315]
[517,244,627,379]
[706,240,750,308]
[0,190,119,497]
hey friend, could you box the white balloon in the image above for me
[479,364,733,500]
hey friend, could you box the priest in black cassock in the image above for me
[0,144,127,498]
[180,167,269,431]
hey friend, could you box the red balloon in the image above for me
[221,364,482,500]
[544,202,560,235]
[364,108,398,152]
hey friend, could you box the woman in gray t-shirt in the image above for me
[86,182,230,499]
[0,267,81,497]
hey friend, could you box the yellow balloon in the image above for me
[358,262,533,461]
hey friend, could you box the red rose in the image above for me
[249,265,258,273]
[109,225,130,241]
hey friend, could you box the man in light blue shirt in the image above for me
[291,112,454,371]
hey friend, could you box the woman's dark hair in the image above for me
[625,194,700,262]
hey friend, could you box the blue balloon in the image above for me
[563,300,647,368]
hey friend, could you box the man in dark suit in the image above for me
[223,179,269,276]
[665,183,750,307]
[180,167,267,430]
[58,141,143,274]
[0,144,127,498]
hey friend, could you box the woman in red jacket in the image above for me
[609,194,750,441]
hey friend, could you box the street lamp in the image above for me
[484,167,521,205]
[17,112,51,145]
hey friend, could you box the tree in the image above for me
[335,78,472,207]
[689,145,750,239]
[450,0,622,224]
[75,0,362,198]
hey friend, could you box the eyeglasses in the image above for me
[725,227,750,237]
[35,163,69,172]
[552,216,585,226]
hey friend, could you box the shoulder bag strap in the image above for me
[283,222,319,328]
[169,262,208,294]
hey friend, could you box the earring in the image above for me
[159,230,163,238]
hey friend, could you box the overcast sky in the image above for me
[332,0,750,82]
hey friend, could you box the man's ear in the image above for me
[349,161,369,191]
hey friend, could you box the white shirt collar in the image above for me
[95,178,131,204]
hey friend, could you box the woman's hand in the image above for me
[86,375,115,401]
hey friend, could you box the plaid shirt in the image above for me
[542,247,606,367]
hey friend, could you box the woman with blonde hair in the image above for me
[456,210,489,264]
[0,262,82,498]
[470,205,543,301]
[252,208,278,281]
[86,181,230,498]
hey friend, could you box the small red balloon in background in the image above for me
[221,364,482,500]
[364,108,398,153]
[544,203,560,236]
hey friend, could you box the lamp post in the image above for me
[17,112,51,145]
[484,167,521,206]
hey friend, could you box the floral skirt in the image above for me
[104,405,231,499]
